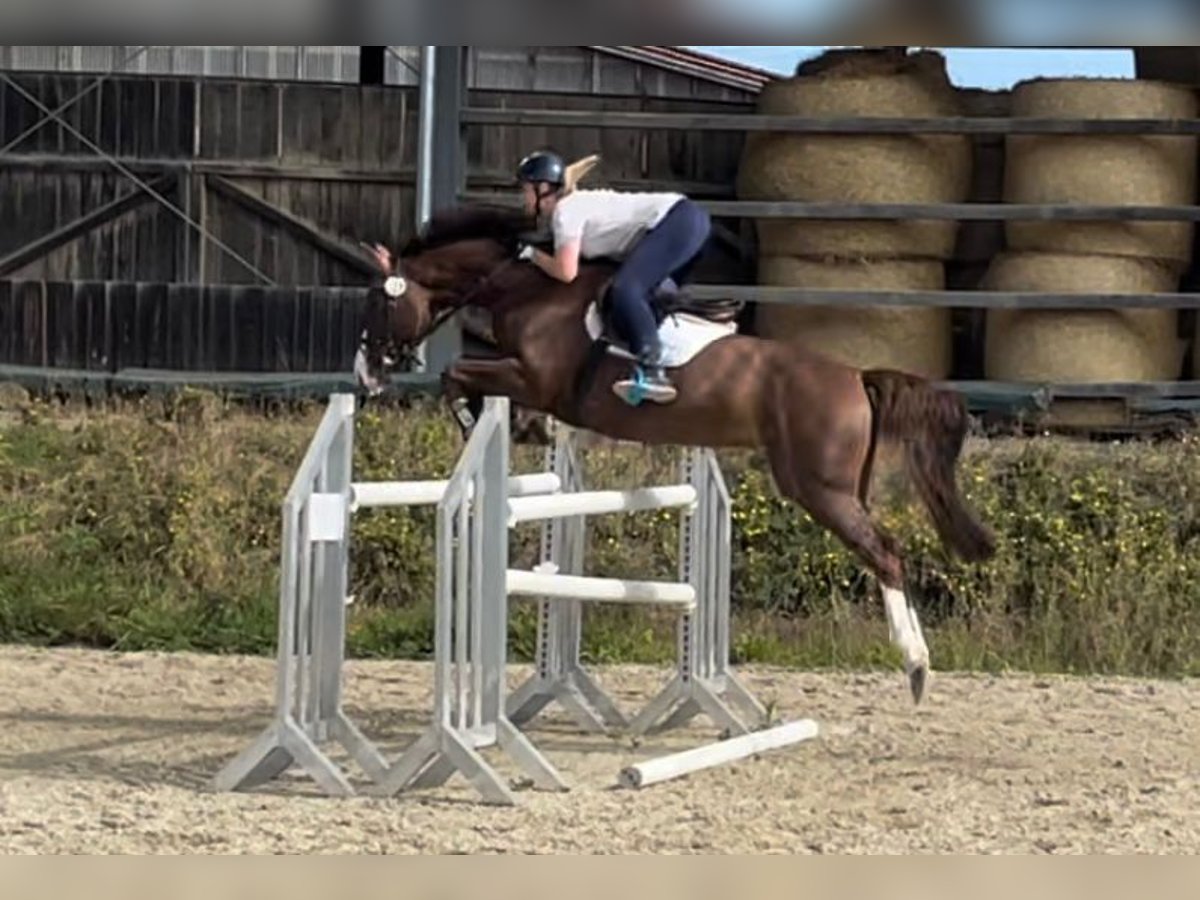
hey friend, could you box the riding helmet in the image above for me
[516,150,566,187]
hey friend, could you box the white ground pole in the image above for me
[368,397,568,805]
[211,394,390,798]
[506,424,771,738]
[617,719,820,790]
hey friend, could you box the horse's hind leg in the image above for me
[807,489,930,704]
[766,450,931,704]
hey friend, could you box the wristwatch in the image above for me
[383,275,407,298]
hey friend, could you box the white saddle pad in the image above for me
[584,302,738,369]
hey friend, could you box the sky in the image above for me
[690,47,1136,90]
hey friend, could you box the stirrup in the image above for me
[613,365,676,407]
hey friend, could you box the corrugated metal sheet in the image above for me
[1,45,763,100]
[0,46,361,83]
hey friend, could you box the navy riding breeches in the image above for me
[606,198,711,358]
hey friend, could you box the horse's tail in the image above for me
[861,369,996,563]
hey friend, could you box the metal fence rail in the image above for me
[460,108,1200,135]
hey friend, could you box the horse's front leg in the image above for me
[441,356,541,442]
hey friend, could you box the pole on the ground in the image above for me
[617,719,820,790]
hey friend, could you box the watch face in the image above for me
[384,276,407,297]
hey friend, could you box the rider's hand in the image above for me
[516,243,536,262]
[367,242,394,273]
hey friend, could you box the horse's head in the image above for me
[354,204,534,394]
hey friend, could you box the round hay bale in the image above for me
[1004,77,1199,270]
[736,48,973,261]
[983,251,1184,383]
[755,256,953,378]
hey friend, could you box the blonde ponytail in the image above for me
[562,154,601,195]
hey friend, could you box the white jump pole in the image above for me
[617,719,820,790]
[351,472,560,510]
[506,485,697,525]
[506,568,697,607]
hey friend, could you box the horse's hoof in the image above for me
[908,664,928,706]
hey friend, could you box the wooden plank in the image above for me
[205,82,243,161]
[14,280,47,366]
[219,176,262,285]
[266,179,299,285]
[168,284,203,370]
[206,174,377,276]
[460,192,1200,222]
[236,82,278,159]
[461,108,1200,135]
[83,174,114,279]
[293,286,314,369]
[358,87,383,171]
[29,76,62,155]
[684,286,1200,310]
[56,172,84,280]
[335,286,367,370]
[77,281,109,371]
[107,281,135,372]
[232,286,266,371]
[121,78,156,158]
[44,281,75,368]
[133,282,167,369]
[0,175,173,277]
[259,286,293,370]
[154,79,178,159]
[309,287,339,370]
[204,283,235,369]
[0,281,12,364]
[95,80,120,155]
[114,194,138,283]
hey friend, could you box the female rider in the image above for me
[514,150,712,406]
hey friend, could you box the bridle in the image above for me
[364,252,520,372]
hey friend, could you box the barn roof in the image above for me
[592,46,777,93]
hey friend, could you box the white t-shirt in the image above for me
[551,189,684,260]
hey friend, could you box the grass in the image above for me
[1,386,1197,678]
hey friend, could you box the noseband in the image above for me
[370,254,519,364]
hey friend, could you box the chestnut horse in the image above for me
[355,205,996,704]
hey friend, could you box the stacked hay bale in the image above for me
[983,77,1198,396]
[983,253,1183,382]
[736,47,973,378]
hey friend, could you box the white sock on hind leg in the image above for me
[883,587,928,666]
[883,587,911,644]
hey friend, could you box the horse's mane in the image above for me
[401,204,535,257]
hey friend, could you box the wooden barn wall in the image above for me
[0,279,370,375]
[0,72,754,290]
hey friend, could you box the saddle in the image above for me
[591,273,743,342]
[644,278,744,326]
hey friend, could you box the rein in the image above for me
[387,255,519,351]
